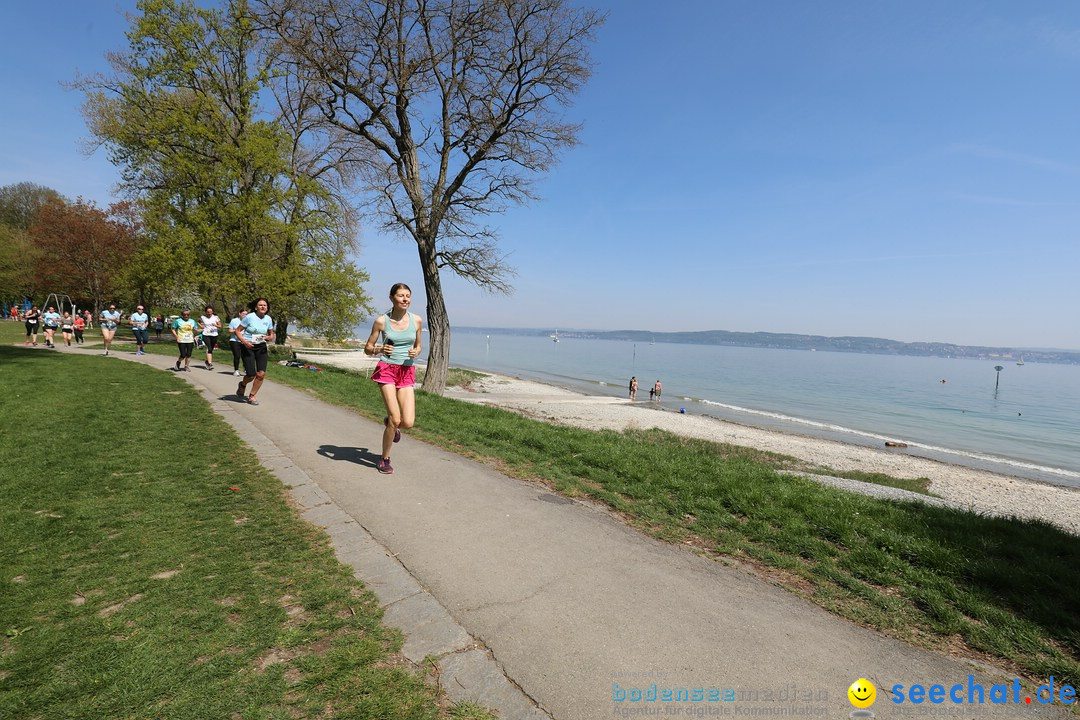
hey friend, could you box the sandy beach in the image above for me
[298,351,1080,535]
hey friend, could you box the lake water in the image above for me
[446,331,1080,489]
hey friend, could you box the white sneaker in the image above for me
[233,370,241,376]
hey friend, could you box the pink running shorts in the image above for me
[371,361,416,388]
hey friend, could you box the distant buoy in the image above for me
[679,408,686,414]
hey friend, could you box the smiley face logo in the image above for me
[848,678,876,708]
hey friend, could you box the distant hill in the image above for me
[453,327,1080,366]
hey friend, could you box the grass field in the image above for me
[0,331,493,720]
[270,362,1080,688]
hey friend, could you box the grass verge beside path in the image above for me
[0,346,490,720]
[271,364,1080,688]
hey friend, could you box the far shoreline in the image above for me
[450,361,1080,491]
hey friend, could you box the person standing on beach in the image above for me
[653,379,662,400]
[171,309,198,371]
[24,305,40,346]
[129,304,150,355]
[228,308,248,376]
[363,283,423,475]
[629,376,638,400]
[99,304,121,355]
[235,298,274,405]
[199,305,221,370]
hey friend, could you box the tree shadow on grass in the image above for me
[0,345,66,366]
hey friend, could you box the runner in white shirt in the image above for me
[199,306,221,371]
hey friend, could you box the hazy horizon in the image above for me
[448,324,1080,353]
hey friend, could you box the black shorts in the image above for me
[177,342,195,358]
[241,342,268,376]
[25,321,38,335]
[203,335,219,352]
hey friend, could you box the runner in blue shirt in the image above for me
[129,305,150,355]
[99,304,121,356]
[235,298,274,405]
[42,306,61,348]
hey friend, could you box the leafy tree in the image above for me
[0,225,42,303]
[0,182,63,230]
[77,0,371,341]
[28,198,138,312]
[256,0,604,393]
[0,183,64,303]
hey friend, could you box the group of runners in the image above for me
[17,284,423,476]
[21,306,91,348]
[166,302,278,407]
[166,300,277,407]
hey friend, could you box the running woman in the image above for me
[199,306,221,370]
[24,305,40,346]
[99,304,121,355]
[60,311,74,347]
[171,310,198,371]
[235,299,274,405]
[42,306,61,348]
[363,283,423,475]
[73,313,86,344]
[129,305,150,355]
[227,308,248,376]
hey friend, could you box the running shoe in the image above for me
[385,417,401,443]
[233,370,241,377]
[247,397,259,406]
[236,382,246,399]
[175,360,181,370]
[377,457,394,474]
[207,364,214,370]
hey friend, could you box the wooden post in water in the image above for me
[994,365,1004,398]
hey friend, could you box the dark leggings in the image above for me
[231,341,243,370]
[74,330,84,343]
[25,321,38,336]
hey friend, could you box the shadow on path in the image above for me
[318,444,378,468]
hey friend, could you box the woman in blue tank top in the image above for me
[364,283,424,475]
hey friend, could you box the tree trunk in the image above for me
[275,317,288,345]
[418,238,449,395]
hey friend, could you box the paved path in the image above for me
[104,349,1039,720]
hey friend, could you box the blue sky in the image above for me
[3,1,1079,349]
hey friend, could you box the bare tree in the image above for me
[256,0,603,393]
